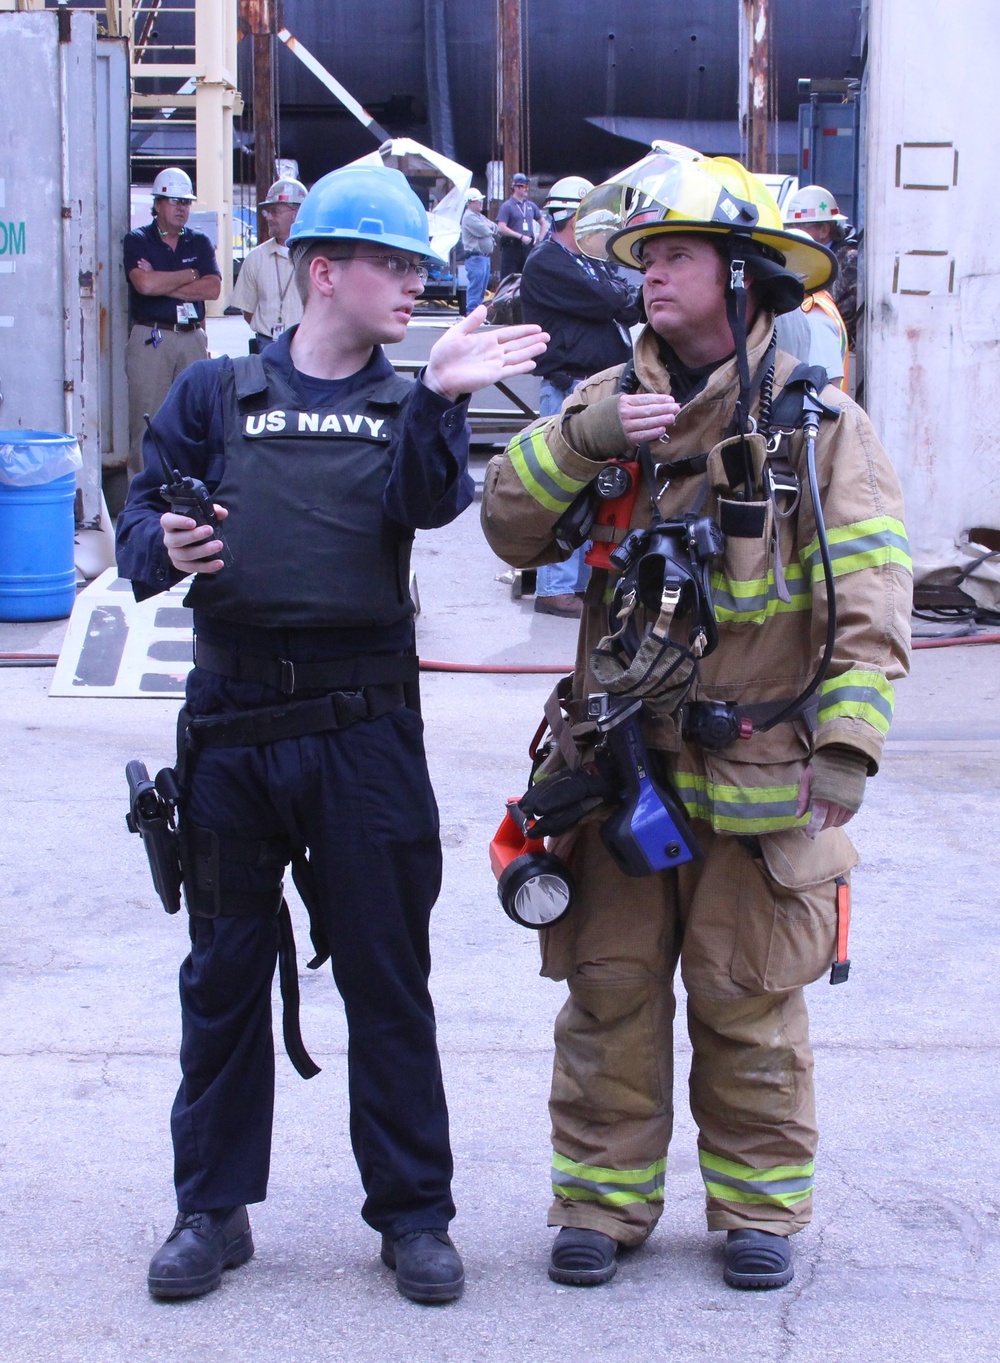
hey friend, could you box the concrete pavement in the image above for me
[1,321,999,1360]
[3,505,999,1362]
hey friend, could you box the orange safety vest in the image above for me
[802,289,849,390]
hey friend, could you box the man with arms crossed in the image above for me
[123,167,221,476]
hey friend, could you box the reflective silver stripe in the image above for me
[508,428,586,510]
[818,683,894,725]
[702,1169,814,1198]
[552,1169,666,1200]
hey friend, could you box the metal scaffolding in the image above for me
[110,1,241,314]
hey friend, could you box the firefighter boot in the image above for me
[723,1228,794,1290]
[548,1227,619,1286]
[147,1206,254,1299]
[380,1230,465,1304]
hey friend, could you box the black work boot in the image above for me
[548,1227,619,1286]
[723,1228,794,1290]
[147,1206,254,1299]
[380,1229,465,1304]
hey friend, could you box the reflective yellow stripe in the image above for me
[507,425,590,514]
[711,561,811,623]
[700,1151,814,1208]
[673,772,809,835]
[800,516,912,582]
[819,668,895,736]
[552,1152,667,1206]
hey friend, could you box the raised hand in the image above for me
[423,306,548,401]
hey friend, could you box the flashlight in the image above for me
[489,804,574,929]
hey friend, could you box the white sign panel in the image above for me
[49,568,193,698]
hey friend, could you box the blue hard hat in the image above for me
[288,164,446,263]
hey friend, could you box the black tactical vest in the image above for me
[185,354,417,628]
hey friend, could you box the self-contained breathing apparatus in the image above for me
[490,693,703,927]
[491,330,842,928]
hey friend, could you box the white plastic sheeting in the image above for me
[349,137,473,262]
[863,0,1000,597]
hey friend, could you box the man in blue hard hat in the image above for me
[116,165,546,1306]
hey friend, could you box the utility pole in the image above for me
[498,0,523,190]
[738,0,771,172]
[240,0,279,246]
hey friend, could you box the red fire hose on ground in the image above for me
[3,633,1000,671]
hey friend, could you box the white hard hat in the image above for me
[151,167,195,201]
[465,186,485,202]
[783,184,847,227]
[262,177,308,207]
[544,175,595,217]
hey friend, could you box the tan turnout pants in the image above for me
[541,820,855,1244]
[126,324,209,476]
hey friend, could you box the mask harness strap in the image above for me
[726,256,756,501]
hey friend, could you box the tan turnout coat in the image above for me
[481,312,912,839]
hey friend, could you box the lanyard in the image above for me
[555,238,600,282]
[272,248,294,327]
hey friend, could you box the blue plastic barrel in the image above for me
[0,431,79,622]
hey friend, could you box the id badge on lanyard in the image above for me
[272,253,292,341]
[176,302,198,323]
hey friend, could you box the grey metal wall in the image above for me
[95,38,131,490]
[0,11,129,523]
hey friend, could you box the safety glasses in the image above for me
[353,253,429,284]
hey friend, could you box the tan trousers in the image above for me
[541,820,855,1244]
[125,324,208,476]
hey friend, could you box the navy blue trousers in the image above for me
[171,686,455,1237]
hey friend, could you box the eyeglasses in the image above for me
[353,253,429,284]
[165,198,192,206]
[262,204,296,215]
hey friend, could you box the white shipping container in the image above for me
[863,0,1000,595]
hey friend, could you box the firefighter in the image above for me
[116,165,546,1305]
[481,148,911,1291]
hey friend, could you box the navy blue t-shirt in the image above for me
[123,220,221,327]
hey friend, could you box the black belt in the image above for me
[185,687,406,749]
[193,638,419,695]
[139,322,201,333]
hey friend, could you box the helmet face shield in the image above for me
[577,146,836,293]
[576,154,692,261]
[576,151,762,262]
